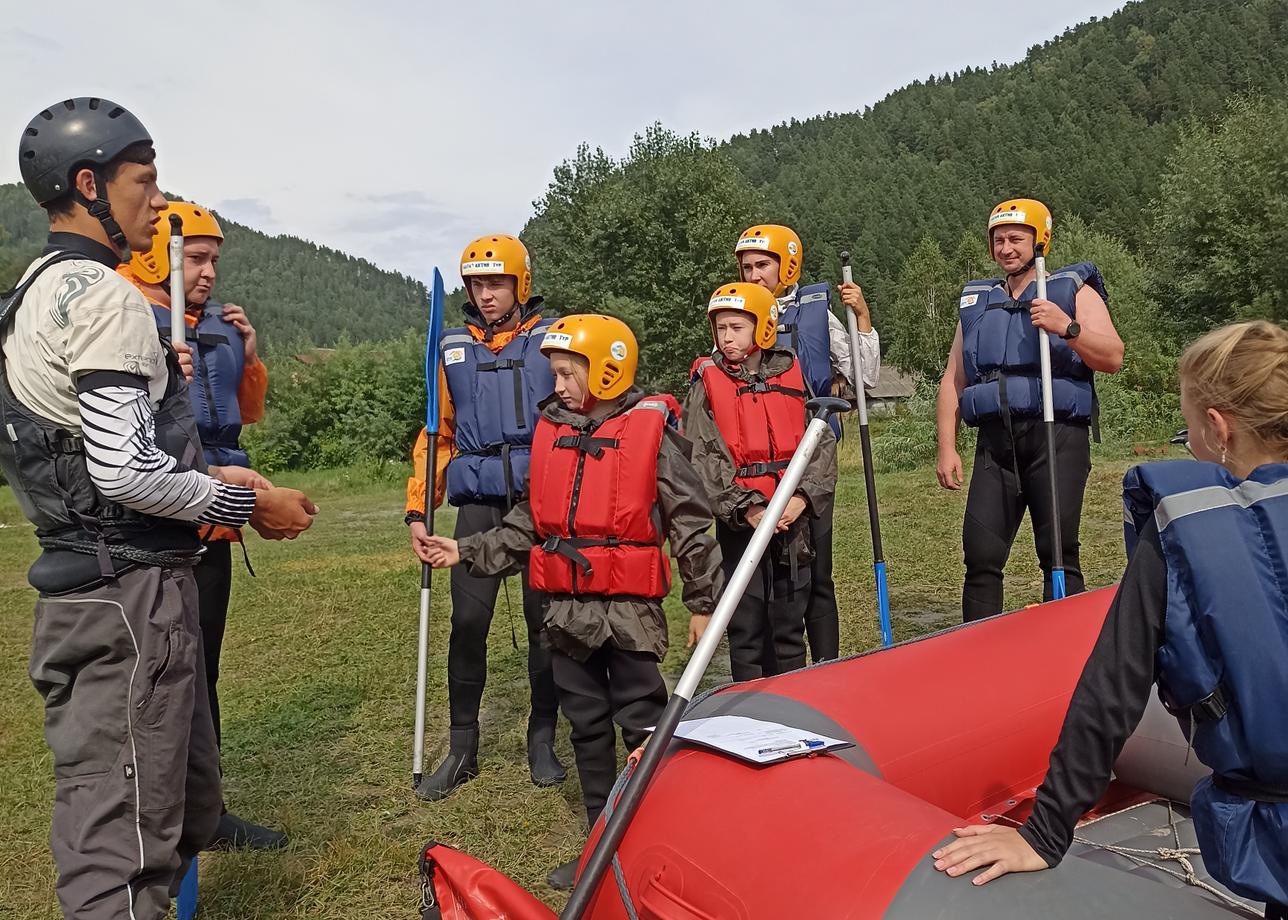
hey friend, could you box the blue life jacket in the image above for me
[153,301,249,468]
[778,282,840,437]
[441,308,555,507]
[1123,460,1288,904]
[958,262,1106,427]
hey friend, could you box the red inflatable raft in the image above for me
[420,588,1259,918]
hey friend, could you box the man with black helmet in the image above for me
[3,97,317,919]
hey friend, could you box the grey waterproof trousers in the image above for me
[29,563,222,919]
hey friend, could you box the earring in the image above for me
[1221,444,1228,465]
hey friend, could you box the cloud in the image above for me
[214,197,278,232]
[2,27,61,53]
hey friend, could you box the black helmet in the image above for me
[19,97,152,206]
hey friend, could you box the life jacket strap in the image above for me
[476,357,528,432]
[1212,772,1288,804]
[736,380,807,399]
[736,459,792,479]
[1163,681,1231,724]
[552,433,620,459]
[538,534,658,578]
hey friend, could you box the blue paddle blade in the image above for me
[1052,568,1067,601]
[875,560,893,648]
[424,268,446,434]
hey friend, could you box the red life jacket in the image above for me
[527,397,674,597]
[691,355,808,502]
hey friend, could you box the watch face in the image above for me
[1066,321,1081,339]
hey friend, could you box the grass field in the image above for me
[0,443,1152,918]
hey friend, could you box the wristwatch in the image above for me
[1061,320,1081,340]
[404,510,426,526]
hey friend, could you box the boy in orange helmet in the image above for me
[684,282,837,681]
[734,224,879,662]
[120,199,286,850]
[406,235,566,801]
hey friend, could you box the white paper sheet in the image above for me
[668,715,852,764]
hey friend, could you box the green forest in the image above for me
[0,184,429,348]
[4,0,1287,473]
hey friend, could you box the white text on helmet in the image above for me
[988,210,1027,226]
[462,259,507,275]
[709,294,748,311]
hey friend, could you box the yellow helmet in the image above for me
[460,234,532,305]
[734,224,802,297]
[539,313,638,400]
[707,282,779,350]
[129,201,224,285]
[988,198,1053,253]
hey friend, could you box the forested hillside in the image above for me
[0,184,428,347]
[723,0,1288,290]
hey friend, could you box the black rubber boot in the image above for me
[527,716,566,787]
[416,724,479,802]
[547,857,579,891]
[208,812,288,850]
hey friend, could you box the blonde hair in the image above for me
[1179,320,1288,456]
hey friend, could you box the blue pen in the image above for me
[758,739,825,756]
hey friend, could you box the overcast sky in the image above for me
[1,1,1124,284]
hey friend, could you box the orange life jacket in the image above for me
[691,356,807,502]
[527,398,675,597]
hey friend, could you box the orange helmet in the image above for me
[539,314,638,400]
[707,282,778,350]
[129,201,223,285]
[734,224,802,296]
[988,198,1052,253]
[460,234,532,305]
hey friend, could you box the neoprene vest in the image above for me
[692,355,807,502]
[527,397,674,597]
[154,300,248,467]
[0,254,206,573]
[441,316,555,506]
[778,282,839,437]
[958,262,1105,426]
[1123,460,1288,903]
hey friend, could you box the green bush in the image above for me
[242,333,427,475]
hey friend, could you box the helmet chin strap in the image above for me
[74,170,129,255]
[488,304,518,330]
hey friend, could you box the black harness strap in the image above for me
[553,433,620,459]
[1213,773,1288,804]
[476,356,528,431]
[736,459,792,479]
[736,379,807,399]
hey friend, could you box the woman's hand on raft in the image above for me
[419,534,460,568]
[687,613,711,648]
[931,824,1047,885]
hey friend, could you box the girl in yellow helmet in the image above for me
[421,314,723,890]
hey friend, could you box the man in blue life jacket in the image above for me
[735,224,880,661]
[406,234,565,801]
[4,96,315,920]
[936,199,1124,621]
[120,201,285,850]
